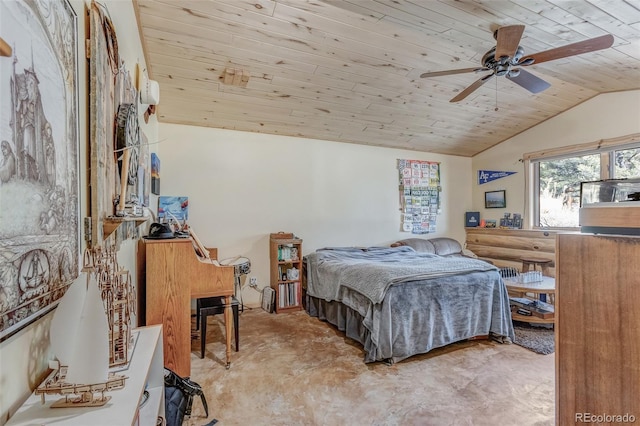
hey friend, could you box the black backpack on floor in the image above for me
[164,368,209,426]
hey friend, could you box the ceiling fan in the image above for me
[420,25,614,103]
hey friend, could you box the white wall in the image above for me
[472,90,640,223]
[2,0,634,420]
[0,1,156,423]
[158,124,473,306]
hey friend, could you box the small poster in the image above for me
[158,196,189,221]
[151,153,160,194]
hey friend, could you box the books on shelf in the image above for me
[277,245,299,261]
[278,283,299,308]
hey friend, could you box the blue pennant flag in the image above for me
[478,170,517,185]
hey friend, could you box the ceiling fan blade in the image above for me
[494,25,525,60]
[420,68,488,78]
[450,73,495,103]
[522,34,614,65]
[506,69,551,94]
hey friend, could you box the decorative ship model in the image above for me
[35,245,135,407]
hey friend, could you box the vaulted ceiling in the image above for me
[133,0,640,157]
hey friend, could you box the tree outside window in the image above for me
[614,147,640,178]
[538,154,600,227]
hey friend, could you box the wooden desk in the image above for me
[142,238,234,376]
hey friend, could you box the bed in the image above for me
[304,240,514,364]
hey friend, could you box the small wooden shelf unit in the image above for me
[269,233,303,313]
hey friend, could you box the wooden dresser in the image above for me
[141,237,234,376]
[465,228,557,276]
[556,233,639,424]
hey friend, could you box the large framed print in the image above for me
[0,0,79,341]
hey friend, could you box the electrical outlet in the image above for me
[249,277,258,287]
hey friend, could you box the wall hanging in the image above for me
[397,159,441,234]
[89,1,141,248]
[0,0,79,341]
[485,190,507,208]
[478,170,517,185]
[151,152,160,195]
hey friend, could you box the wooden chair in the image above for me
[198,296,239,359]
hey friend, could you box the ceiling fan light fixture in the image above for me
[482,48,497,67]
[420,25,614,102]
[495,64,510,76]
[512,46,525,63]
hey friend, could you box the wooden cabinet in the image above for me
[465,227,557,276]
[269,233,303,313]
[556,233,639,424]
[7,325,164,426]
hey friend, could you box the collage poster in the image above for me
[397,159,441,234]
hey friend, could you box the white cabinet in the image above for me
[7,325,164,426]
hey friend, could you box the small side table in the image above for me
[505,276,555,325]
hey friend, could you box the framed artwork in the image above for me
[485,190,507,209]
[151,153,160,195]
[0,0,79,341]
[137,132,150,207]
[158,196,189,221]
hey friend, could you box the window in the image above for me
[528,135,640,229]
[535,154,600,227]
[614,147,640,178]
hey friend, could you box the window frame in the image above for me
[524,133,640,229]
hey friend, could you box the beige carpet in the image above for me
[188,308,554,426]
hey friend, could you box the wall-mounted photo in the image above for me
[151,152,160,195]
[485,190,506,209]
[0,0,79,341]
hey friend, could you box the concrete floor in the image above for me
[188,308,554,426]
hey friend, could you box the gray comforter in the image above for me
[305,246,515,363]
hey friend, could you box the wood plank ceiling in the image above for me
[133,0,640,157]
